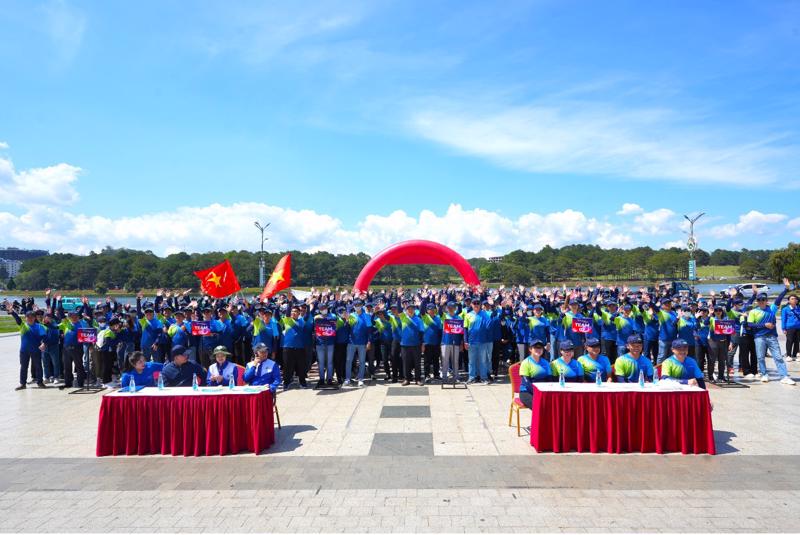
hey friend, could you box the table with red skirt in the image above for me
[530,382,715,454]
[96,386,275,456]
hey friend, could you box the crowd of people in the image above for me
[3,278,799,394]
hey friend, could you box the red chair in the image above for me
[152,371,160,383]
[232,364,247,386]
[507,362,529,436]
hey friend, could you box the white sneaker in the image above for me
[342,379,350,387]
[786,356,795,362]
[745,373,755,379]
[357,380,364,387]
[761,374,770,383]
[780,376,796,385]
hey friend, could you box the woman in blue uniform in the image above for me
[207,345,239,386]
[549,340,584,382]
[518,339,551,408]
[120,351,164,389]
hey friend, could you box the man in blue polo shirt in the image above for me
[748,280,794,385]
[6,304,47,390]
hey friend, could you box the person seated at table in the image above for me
[614,335,655,382]
[207,345,239,386]
[660,338,706,389]
[243,342,282,394]
[550,340,584,382]
[518,339,551,408]
[161,345,206,387]
[577,337,612,383]
[119,351,164,389]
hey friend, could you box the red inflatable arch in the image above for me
[353,240,480,292]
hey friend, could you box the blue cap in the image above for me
[171,345,187,358]
[365,301,374,307]
[336,306,346,313]
[559,340,575,351]
[733,298,744,305]
[626,334,643,344]
[605,300,618,307]
[585,337,600,347]
[530,338,545,347]
[671,338,689,349]
[713,303,724,310]
[446,301,456,308]
[569,299,579,305]
[389,302,399,309]
[471,297,481,304]
[425,303,437,310]
[660,297,672,304]
[756,293,768,300]
[353,299,364,307]
[481,300,490,306]
[621,303,632,310]
[532,302,544,309]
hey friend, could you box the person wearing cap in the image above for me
[197,306,224,368]
[41,311,62,384]
[399,302,425,385]
[279,304,309,389]
[747,279,794,385]
[58,308,89,389]
[660,339,705,388]
[578,337,612,383]
[387,303,404,383]
[653,297,679,365]
[693,305,710,377]
[441,301,465,383]
[612,303,640,358]
[344,300,372,387]
[251,307,278,358]
[96,317,123,386]
[639,302,660,366]
[161,345,206,387]
[527,303,551,356]
[594,300,620,362]
[513,306,530,362]
[334,306,352,385]
[313,303,338,387]
[614,335,654,382]
[373,308,395,383]
[728,294,757,378]
[464,298,492,384]
[518,339,551,408]
[420,303,443,383]
[215,307,235,354]
[244,342,282,394]
[780,290,800,363]
[167,309,193,362]
[137,301,165,363]
[558,299,590,359]
[207,345,239,386]
[5,303,47,390]
[706,302,736,382]
[550,340,584,382]
[229,304,252,366]
[120,351,164,389]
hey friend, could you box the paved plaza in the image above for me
[1,333,799,533]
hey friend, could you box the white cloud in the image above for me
[409,98,798,187]
[633,208,677,235]
[617,203,643,215]
[709,210,788,238]
[0,155,81,205]
[0,141,8,150]
[787,217,800,235]
[662,239,686,249]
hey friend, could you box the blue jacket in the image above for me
[441,313,464,346]
[782,304,800,331]
[464,309,492,344]
[243,358,281,393]
[421,313,443,345]
[280,316,306,348]
[139,316,165,349]
[206,359,240,386]
[121,361,163,388]
[59,318,88,348]
[398,313,424,346]
[348,311,372,345]
[11,313,46,353]
[252,317,279,353]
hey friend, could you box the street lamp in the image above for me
[683,213,705,281]
[254,221,270,287]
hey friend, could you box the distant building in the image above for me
[0,248,48,278]
[487,256,503,264]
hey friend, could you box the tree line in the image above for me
[5,243,799,292]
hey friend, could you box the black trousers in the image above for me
[233,339,249,366]
[491,342,502,378]
[695,343,709,375]
[99,349,116,384]
[63,346,86,387]
[708,338,728,380]
[401,345,421,382]
[738,334,757,375]
[519,391,533,409]
[19,350,42,386]
[199,346,213,369]
[378,341,392,378]
[786,328,799,360]
[644,339,659,365]
[283,347,307,386]
[601,339,618,363]
[334,343,348,383]
[391,340,403,382]
[423,344,441,378]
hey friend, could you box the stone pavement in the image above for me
[0,334,799,532]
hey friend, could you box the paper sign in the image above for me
[571,317,593,334]
[443,319,464,335]
[714,319,735,336]
[77,328,97,344]
[191,321,211,336]
[315,319,336,337]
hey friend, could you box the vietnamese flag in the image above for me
[194,259,241,298]
[260,254,291,300]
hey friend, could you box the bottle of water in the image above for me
[128,376,136,394]
[228,373,235,390]
[638,370,645,388]
[652,367,659,386]
[157,373,164,391]
[595,369,602,387]
[192,374,199,391]
[559,371,565,388]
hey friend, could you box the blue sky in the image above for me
[1,0,799,257]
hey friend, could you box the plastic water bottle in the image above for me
[157,373,164,391]
[595,369,602,387]
[128,376,136,394]
[652,368,659,386]
[192,374,198,391]
[638,370,645,388]
[559,371,565,388]
[228,373,235,390]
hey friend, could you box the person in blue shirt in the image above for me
[279,304,309,389]
[373,308,395,383]
[614,335,655,382]
[513,307,531,362]
[660,339,706,389]
[441,301,464,383]
[58,309,89,389]
[518,339,551,408]
[313,303,338,387]
[251,307,278,356]
[577,337,612,382]
[639,302,660,366]
[693,305,710,377]
[747,280,794,385]
[120,351,164,389]
[243,342,282,394]
[421,303,443,382]
[167,309,193,361]
[207,345,239,386]
[6,304,47,390]
[161,345,206,387]
[464,298,492,384]
[781,291,799,363]
[41,312,62,384]
[334,305,351,385]
[138,304,165,363]
[652,298,679,365]
[550,340,584,382]
[197,306,224,368]
[399,302,425,385]
[527,303,551,354]
[216,308,235,354]
[229,305,252,366]
[344,300,372,387]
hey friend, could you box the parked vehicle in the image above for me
[733,283,769,299]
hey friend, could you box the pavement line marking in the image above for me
[467,385,501,455]
[344,383,372,430]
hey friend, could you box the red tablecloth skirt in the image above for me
[530,387,715,454]
[96,391,275,456]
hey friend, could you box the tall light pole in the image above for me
[254,221,270,287]
[683,212,705,281]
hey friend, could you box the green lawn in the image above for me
[696,265,740,278]
[0,316,18,334]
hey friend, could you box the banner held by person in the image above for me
[571,317,593,334]
[193,259,241,298]
[260,254,292,300]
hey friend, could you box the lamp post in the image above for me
[683,213,705,281]
[254,221,270,287]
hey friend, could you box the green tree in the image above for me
[6,277,16,290]
[738,256,762,278]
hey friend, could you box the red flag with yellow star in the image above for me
[259,253,291,300]
[194,259,241,298]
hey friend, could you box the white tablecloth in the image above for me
[106,386,269,397]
